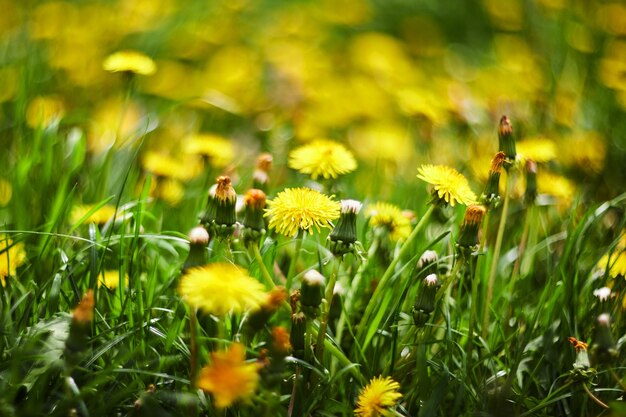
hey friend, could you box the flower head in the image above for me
[265,188,340,237]
[288,139,357,180]
[178,263,267,316]
[598,234,626,278]
[71,204,117,225]
[366,202,412,241]
[0,236,26,285]
[99,270,129,290]
[197,343,260,408]
[184,133,235,167]
[355,376,402,417]
[142,152,201,181]
[103,50,156,75]
[417,165,477,207]
[457,204,487,250]
[516,137,557,163]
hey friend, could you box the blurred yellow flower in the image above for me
[417,165,477,206]
[560,132,606,174]
[366,202,412,242]
[516,137,557,163]
[71,204,117,225]
[537,171,575,203]
[0,236,26,286]
[0,178,12,206]
[154,178,185,206]
[178,263,267,316]
[265,188,341,237]
[99,270,129,290]
[103,50,156,75]
[184,133,235,167]
[26,96,65,128]
[197,343,260,408]
[289,139,357,180]
[355,376,402,417]
[142,151,201,181]
[348,123,413,164]
[598,233,626,278]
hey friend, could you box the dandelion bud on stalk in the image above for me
[481,152,506,208]
[591,313,618,366]
[524,159,537,206]
[412,274,441,327]
[64,290,95,368]
[417,250,438,276]
[498,115,516,166]
[300,269,325,318]
[201,184,218,226]
[243,189,267,244]
[247,287,287,334]
[253,153,273,191]
[290,312,306,359]
[457,204,487,254]
[183,226,209,272]
[214,176,237,237]
[329,199,362,256]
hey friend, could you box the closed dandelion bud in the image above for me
[243,189,267,244]
[201,184,218,226]
[290,312,306,358]
[412,274,440,326]
[329,199,362,256]
[417,250,438,276]
[498,115,516,165]
[214,176,237,237]
[457,205,487,251]
[481,152,506,208]
[300,270,325,317]
[183,226,209,272]
[246,287,287,333]
[64,290,95,367]
[524,159,537,206]
[253,153,273,191]
[329,283,344,327]
[591,313,618,366]
[270,326,292,358]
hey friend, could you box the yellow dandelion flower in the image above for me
[366,202,412,242]
[103,50,156,76]
[26,96,65,128]
[265,188,341,238]
[0,178,12,206]
[598,234,626,278]
[178,263,267,316]
[184,133,235,168]
[197,343,260,408]
[417,164,477,206]
[537,171,575,203]
[0,235,26,286]
[142,151,201,181]
[71,204,117,225]
[355,376,402,417]
[99,270,129,290]
[516,137,557,163]
[154,178,185,206]
[288,139,357,180]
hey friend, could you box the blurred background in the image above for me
[1,0,625,229]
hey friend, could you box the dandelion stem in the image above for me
[582,383,609,409]
[314,257,341,363]
[189,308,198,390]
[358,205,435,343]
[250,243,275,289]
[286,233,304,292]
[482,173,512,339]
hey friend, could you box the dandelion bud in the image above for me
[270,326,292,357]
[590,313,618,366]
[481,152,506,208]
[417,250,438,275]
[329,199,362,256]
[243,189,267,244]
[201,184,218,226]
[214,176,237,237]
[524,159,537,206]
[64,290,95,367]
[300,270,325,317]
[412,274,441,327]
[290,312,306,359]
[457,205,487,251]
[183,226,209,272]
[498,115,516,165]
[253,153,273,191]
[246,287,287,333]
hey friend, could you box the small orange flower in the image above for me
[568,337,588,352]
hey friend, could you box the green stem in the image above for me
[466,255,480,360]
[286,233,304,292]
[189,309,198,390]
[482,174,512,339]
[250,243,275,289]
[358,205,435,342]
[582,382,609,409]
[315,258,341,363]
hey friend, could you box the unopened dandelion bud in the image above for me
[591,313,618,366]
[524,159,537,206]
[417,250,438,275]
[183,226,209,272]
[498,115,516,165]
[270,326,292,357]
[252,153,273,191]
[329,199,362,256]
[457,205,487,251]
[329,283,344,327]
[201,184,218,226]
[64,290,94,367]
[413,274,441,323]
[290,313,306,359]
[214,176,237,237]
[300,270,325,317]
[246,287,287,333]
[243,189,267,244]
[481,152,506,207]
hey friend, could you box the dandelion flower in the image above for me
[265,188,340,238]
[99,270,129,290]
[417,164,477,206]
[598,235,626,279]
[178,263,267,316]
[142,151,201,181]
[71,204,117,225]
[103,50,156,76]
[288,139,357,180]
[197,343,260,408]
[0,236,26,286]
[355,376,402,417]
[184,133,235,167]
[366,202,412,241]
[26,96,65,128]
[516,137,557,163]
